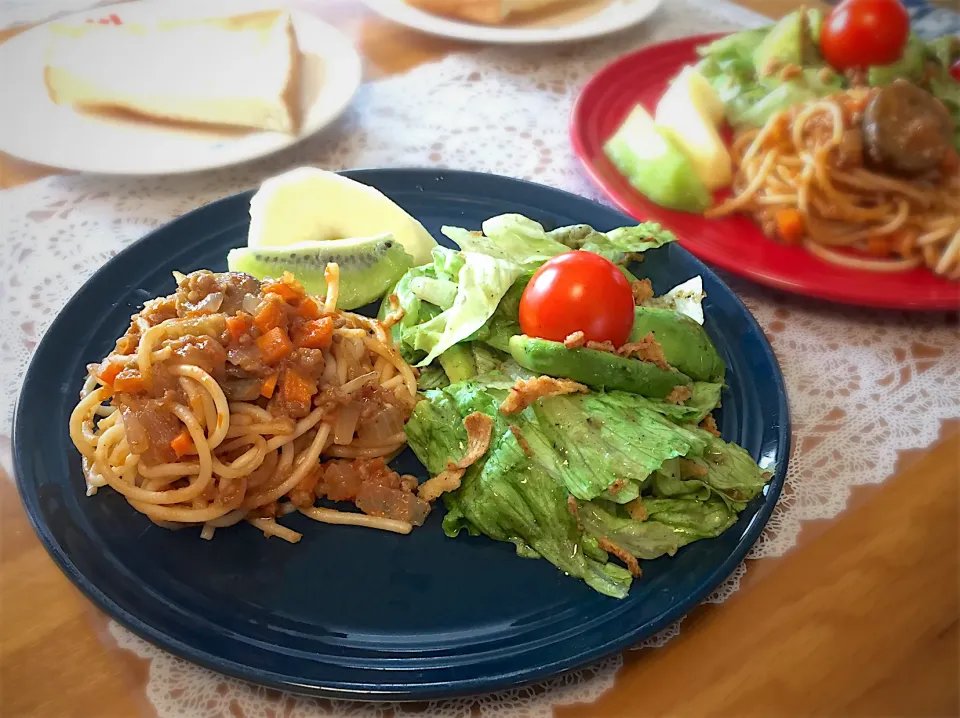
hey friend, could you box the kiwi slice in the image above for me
[227,233,413,310]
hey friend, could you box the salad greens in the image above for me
[381,214,677,371]
[386,213,773,598]
[406,378,769,599]
[696,9,960,148]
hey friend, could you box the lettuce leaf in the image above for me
[444,214,677,268]
[378,265,435,362]
[407,252,524,367]
[442,215,568,268]
[532,392,701,500]
[548,223,677,264]
[578,498,739,560]
[686,381,724,424]
[417,364,449,391]
[474,273,531,352]
[406,379,770,597]
[406,383,632,598]
[930,77,960,152]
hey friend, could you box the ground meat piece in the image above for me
[845,67,867,88]
[817,67,837,84]
[166,334,227,378]
[500,376,589,415]
[617,332,670,370]
[314,386,351,414]
[585,340,616,353]
[292,348,326,380]
[175,270,261,317]
[760,58,781,77]
[664,385,693,405]
[834,127,864,169]
[563,331,586,349]
[779,63,802,81]
[700,413,721,437]
[141,295,178,325]
[316,457,430,528]
[115,296,178,354]
[598,537,642,578]
[630,279,654,305]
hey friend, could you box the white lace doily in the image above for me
[2,1,959,715]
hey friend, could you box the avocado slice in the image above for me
[628,307,725,383]
[509,335,691,399]
[753,10,803,75]
[869,33,926,86]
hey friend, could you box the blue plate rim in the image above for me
[13,168,791,701]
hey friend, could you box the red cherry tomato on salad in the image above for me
[820,0,910,71]
[519,251,635,347]
[950,59,960,82]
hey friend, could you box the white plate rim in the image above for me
[359,0,664,45]
[0,0,363,176]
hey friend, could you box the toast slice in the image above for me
[44,10,301,134]
[405,0,575,25]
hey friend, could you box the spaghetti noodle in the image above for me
[70,265,430,542]
[706,88,960,278]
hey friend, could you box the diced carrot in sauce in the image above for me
[280,368,315,409]
[865,235,892,257]
[253,299,284,333]
[295,296,321,320]
[112,369,145,394]
[97,360,123,387]
[893,229,919,258]
[226,314,249,342]
[775,209,804,245]
[170,429,195,458]
[260,372,279,399]
[263,275,305,303]
[255,327,293,364]
[295,317,334,349]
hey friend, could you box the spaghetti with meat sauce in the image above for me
[706,83,960,278]
[69,264,430,542]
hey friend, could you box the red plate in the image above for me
[571,34,960,310]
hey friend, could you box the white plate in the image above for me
[360,0,663,45]
[0,0,363,175]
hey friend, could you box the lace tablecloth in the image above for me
[2,0,959,715]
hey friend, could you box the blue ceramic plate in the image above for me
[14,169,789,701]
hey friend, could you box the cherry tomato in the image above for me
[820,0,910,71]
[519,251,635,347]
[950,60,960,82]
